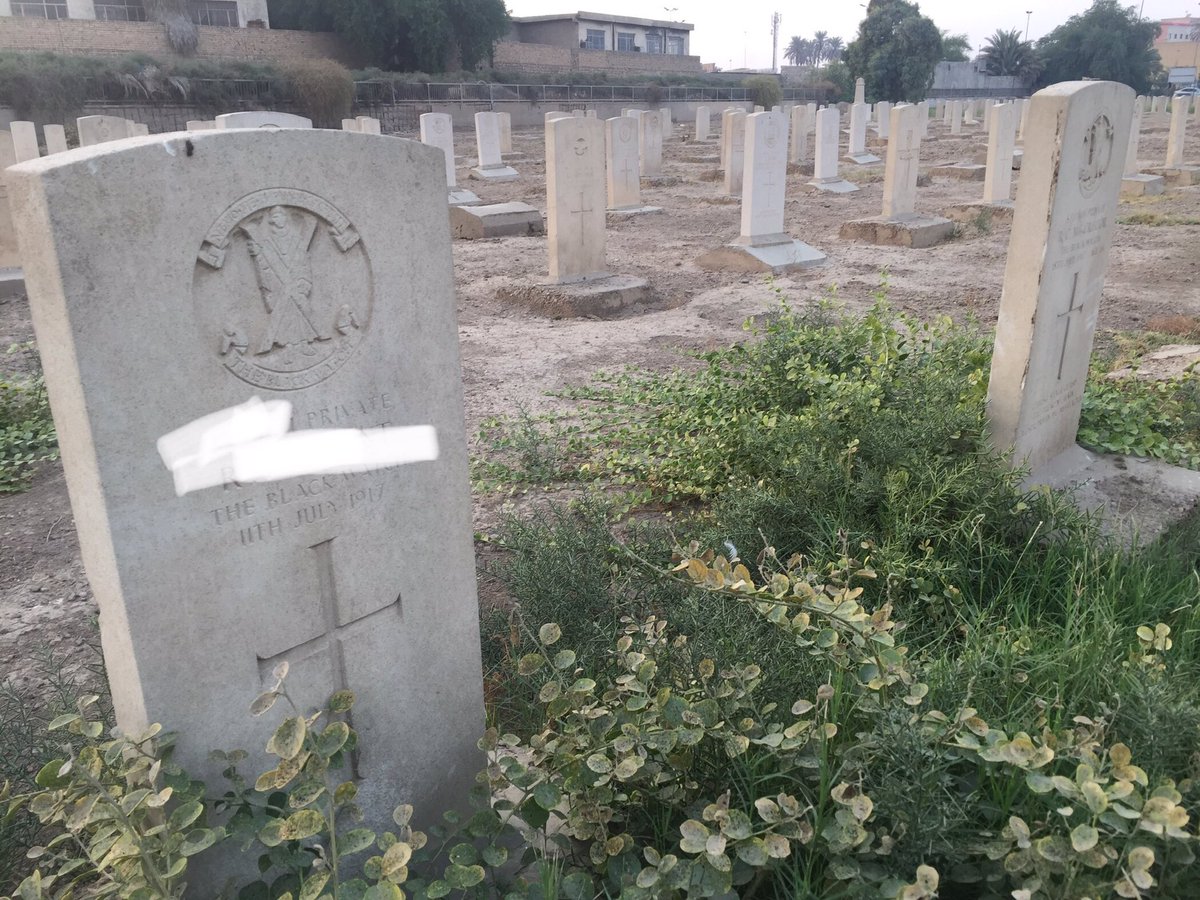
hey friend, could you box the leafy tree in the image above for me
[941,31,971,62]
[844,0,944,102]
[1034,0,1161,93]
[784,36,811,66]
[267,0,509,72]
[980,28,1041,79]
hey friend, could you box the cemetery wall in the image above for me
[931,62,1030,98]
[492,40,704,76]
[0,17,356,65]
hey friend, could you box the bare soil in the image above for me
[1,112,1197,701]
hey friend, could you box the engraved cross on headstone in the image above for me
[257,537,402,780]
[570,190,595,248]
[1056,272,1086,381]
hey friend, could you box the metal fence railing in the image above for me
[352,82,830,106]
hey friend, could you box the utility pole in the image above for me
[771,12,782,73]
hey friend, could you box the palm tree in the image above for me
[979,28,1041,80]
[784,36,808,66]
[812,30,829,64]
[825,36,845,62]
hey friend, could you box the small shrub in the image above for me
[744,75,782,109]
[0,344,58,493]
[282,58,354,128]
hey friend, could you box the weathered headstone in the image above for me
[43,125,68,155]
[420,112,480,206]
[808,107,858,193]
[846,102,880,164]
[606,116,660,215]
[982,102,1018,205]
[547,116,606,283]
[342,119,360,132]
[77,115,135,147]
[987,81,1133,476]
[638,110,663,176]
[215,111,312,129]
[355,116,382,135]
[854,78,865,105]
[470,111,519,182]
[950,101,964,135]
[0,135,21,279]
[1121,99,1165,197]
[660,107,672,141]
[789,104,810,164]
[498,112,514,154]
[129,123,150,137]
[875,101,892,139]
[842,103,952,247]
[10,121,40,163]
[7,129,485,887]
[1166,98,1188,168]
[695,106,711,142]
[722,110,747,196]
[700,110,825,272]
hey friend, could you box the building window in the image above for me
[645,32,663,54]
[95,0,148,21]
[617,31,636,51]
[11,1,69,18]
[189,0,239,26]
[584,28,605,50]
[667,34,685,55]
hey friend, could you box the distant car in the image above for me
[1173,86,1199,98]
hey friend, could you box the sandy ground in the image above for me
[0,110,1197,702]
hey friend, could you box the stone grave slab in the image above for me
[215,111,313,129]
[7,129,485,889]
[450,202,543,239]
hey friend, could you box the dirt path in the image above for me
[1,111,1197,698]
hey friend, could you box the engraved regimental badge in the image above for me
[1079,114,1114,197]
[194,189,373,391]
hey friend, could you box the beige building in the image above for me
[508,10,692,57]
[1155,17,1198,86]
[0,0,269,27]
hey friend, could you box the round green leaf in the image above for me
[266,717,307,761]
[444,864,485,889]
[538,623,562,646]
[517,654,545,676]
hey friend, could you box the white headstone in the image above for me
[6,129,485,885]
[639,110,663,176]
[696,106,711,142]
[849,103,869,155]
[739,111,788,242]
[475,111,505,168]
[355,116,382,135]
[498,112,513,154]
[789,104,810,164]
[547,116,607,283]
[1166,98,1188,168]
[1124,99,1144,176]
[606,115,642,210]
[10,121,40,163]
[876,101,892,138]
[43,124,68,155]
[129,123,150,137]
[950,101,964,135]
[983,103,1018,204]
[420,112,457,188]
[881,104,922,218]
[342,119,360,132]
[215,111,313,129]
[660,107,672,141]
[987,81,1134,474]
[812,107,839,182]
[77,115,135,147]
[722,110,747,195]
[187,121,217,131]
[854,78,866,105]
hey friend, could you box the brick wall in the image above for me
[492,40,702,76]
[0,18,357,65]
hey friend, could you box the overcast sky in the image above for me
[505,1,1188,71]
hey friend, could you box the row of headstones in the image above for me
[1,85,1154,896]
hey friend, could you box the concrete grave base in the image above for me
[498,274,655,319]
[945,201,1015,225]
[1120,174,1166,197]
[1145,166,1200,187]
[450,202,544,239]
[469,164,520,182]
[932,163,987,181]
[807,177,859,194]
[839,213,955,248]
[1029,446,1200,547]
[642,175,682,188]
[0,267,25,299]
[844,152,882,166]
[697,235,827,273]
[682,154,720,164]
[607,205,664,219]
[449,189,482,206]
